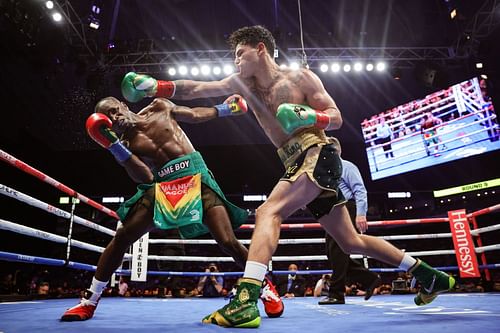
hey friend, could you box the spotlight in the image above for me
[289,62,300,70]
[450,8,457,19]
[89,19,100,29]
[353,62,363,72]
[191,67,199,76]
[343,64,351,72]
[376,62,386,71]
[475,62,483,69]
[200,65,211,75]
[52,12,62,22]
[167,67,176,76]
[223,64,234,75]
[320,64,329,72]
[45,1,54,9]
[366,63,374,71]
[178,65,188,76]
[331,63,340,73]
[391,68,402,80]
[212,66,222,75]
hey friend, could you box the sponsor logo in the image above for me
[448,209,480,278]
[293,105,307,119]
[157,160,191,178]
[282,142,302,159]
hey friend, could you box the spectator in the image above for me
[197,263,224,297]
[276,264,306,298]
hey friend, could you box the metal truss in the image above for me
[456,0,500,57]
[80,1,499,72]
[55,0,97,59]
[99,46,466,73]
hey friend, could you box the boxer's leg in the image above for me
[319,205,455,306]
[61,189,155,321]
[204,205,248,268]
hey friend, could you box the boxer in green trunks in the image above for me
[60,96,258,321]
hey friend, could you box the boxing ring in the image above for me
[1,148,500,333]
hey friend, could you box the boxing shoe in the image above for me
[202,278,261,328]
[60,290,99,321]
[410,260,455,306]
[260,277,284,318]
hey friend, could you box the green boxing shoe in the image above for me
[202,278,262,328]
[410,259,456,306]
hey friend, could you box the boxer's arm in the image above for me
[172,96,248,123]
[172,74,239,100]
[301,69,342,130]
[171,106,218,123]
[121,155,154,184]
[122,72,240,102]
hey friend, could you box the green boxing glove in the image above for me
[276,103,330,134]
[121,72,176,103]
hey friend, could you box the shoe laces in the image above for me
[261,284,280,302]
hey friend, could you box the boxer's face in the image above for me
[234,43,260,78]
[98,98,133,133]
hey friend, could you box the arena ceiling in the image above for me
[0,0,498,153]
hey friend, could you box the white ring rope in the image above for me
[0,184,115,237]
[471,223,500,235]
[147,232,454,245]
[0,218,131,258]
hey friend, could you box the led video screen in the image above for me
[361,77,499,180]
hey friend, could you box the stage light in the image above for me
[213,66,221,75]
[52,12,62,22]
[376,62,386,71]
[343,64,351,72]
[102,197,124,203]
[201,65,211,75]
[475,62,483,69]
[289,62,300,70]
[191,67,199,76]
[353,62,363,72]
[167,67,176,76]
[392,67,402,80]
[331,63,340,72]
[89,19,100,29]
[45,1,54,9]
[320,64,329,72]
[366,63,374,71]
[178,65,188,75]
[450,8,457,19]
[223,64,234,75]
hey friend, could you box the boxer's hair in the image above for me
[228,25,276,56]
[94,97,118,114]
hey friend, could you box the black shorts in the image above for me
[281,143,346,219]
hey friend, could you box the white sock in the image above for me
[398,254,417,271]
[88,277,108,301]
[243,261,267,282]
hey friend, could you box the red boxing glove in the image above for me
[86,113,132,162]
[86,113,117,148]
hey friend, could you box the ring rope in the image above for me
[0,218,130,258]
[0,183,115,236]
[0,149,119,219]
[1,249,499,277]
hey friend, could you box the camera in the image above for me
[209,266,216,272]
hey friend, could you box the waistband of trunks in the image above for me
[277,128,328,166]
